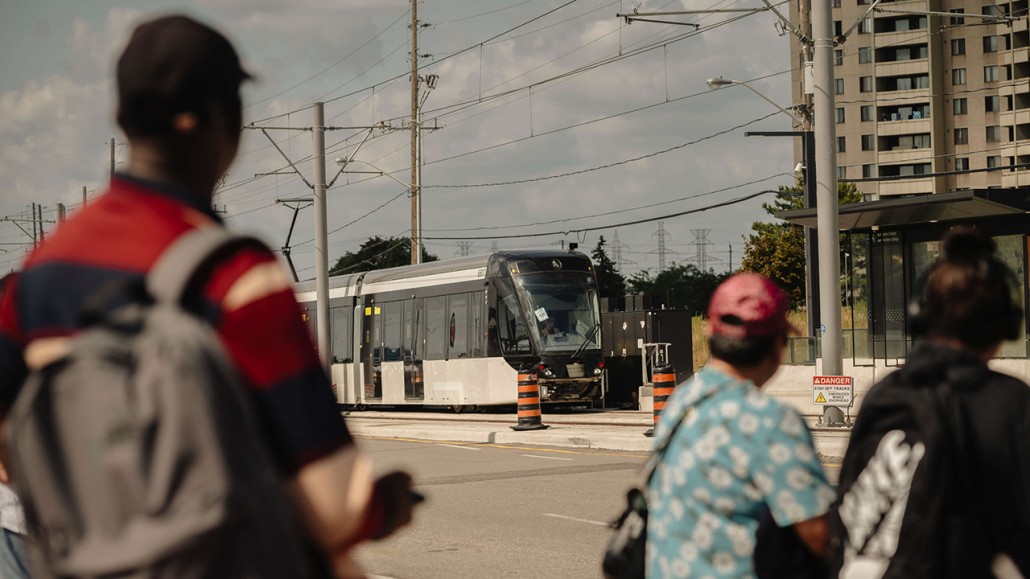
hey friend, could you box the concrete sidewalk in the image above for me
[344,412,852,458]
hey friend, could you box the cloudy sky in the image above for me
[0,0,798,278]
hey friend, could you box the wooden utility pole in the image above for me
[799,0,813,131]
[82,186,87,209]
[111,138,116,179]
[410,0,421,265]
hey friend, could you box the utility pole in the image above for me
[813,0,843,377]
[110,138,116,179]
[799,0,813,134]
[312,102,331,376]
[82,186,87,209]
[30,204,37,249]
[56,204,66,225]
[37,205,44,245]
[798,0,820,345]
[410,0,421,265]
[728,242,732,273]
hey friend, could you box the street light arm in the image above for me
[327,128,374,188]
[729,81,804,125]
[344,159,413,190]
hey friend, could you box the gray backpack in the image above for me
[4,227,315,579]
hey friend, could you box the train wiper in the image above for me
[570,323,601,362]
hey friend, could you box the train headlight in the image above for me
[594,367,603,375]
[544,369,554,377]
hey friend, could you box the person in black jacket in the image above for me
[828,227,1030,579]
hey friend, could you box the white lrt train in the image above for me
[295,250,605,410]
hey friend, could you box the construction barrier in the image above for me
[644,363,676,437]
[512,371,549,431]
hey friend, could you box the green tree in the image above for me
[591,236,627,298]
[330,236,439,275]
[739,181,862,308]
[629,264,730,313]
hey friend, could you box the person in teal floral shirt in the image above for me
[646,273,835,579]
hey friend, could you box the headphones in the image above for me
[908,253,1023,343]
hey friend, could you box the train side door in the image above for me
[362,301,383,399]
[404,298,424,400]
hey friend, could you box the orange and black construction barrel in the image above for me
[644,364,676,437]
[512,369,549,431]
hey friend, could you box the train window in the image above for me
[383,301,402,362]
[470,291,484,358]
[372,304,383,362]
[425,296,447,360]
[497,282,531,355]
[330,306,352,363]
[403,299,414,359]
[448,294,469,358]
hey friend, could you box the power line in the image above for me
[425,111,780,188]
[434,0,539,25]
[294,189,409,246]
[423,189,786,240]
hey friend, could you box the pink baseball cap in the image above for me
[707,273,800,339]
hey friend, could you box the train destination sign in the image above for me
[812,376,853,406]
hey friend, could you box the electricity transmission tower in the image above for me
[490,240,499,253]
[686,229,721,272]
[455,241,474,256]
[611,230,635,273]
[646,222,677,272]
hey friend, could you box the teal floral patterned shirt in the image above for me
[646,367,835,579]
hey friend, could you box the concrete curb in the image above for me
[347,419,656,452]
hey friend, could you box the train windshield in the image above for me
[515,272,601,353]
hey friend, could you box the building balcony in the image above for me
[876,87,931,103]
[1017,142,1030,156]
[1015,18,1028,33]
[1002,169,1030,187]
[1001,78,1030,96]
[877,117,932,135]
[875,30,928,48]
[878,148,931,164]
[875,59,929,77]
[879,177,933,196]
[1002,110,1030,126]
[1002,50,1028,66]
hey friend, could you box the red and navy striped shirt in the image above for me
[0,174,351,474]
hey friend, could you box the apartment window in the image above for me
[859,46,873,63]
[838,166,847,179]
[834,49,844,66]
[833,0,841,6]
[985,66,1000,82]
[952,38,966,55]
[986,95,1001,112]
[987,125,1002,142]
[955,128,969,145]
[838,136,847,152]
[860,76,873,92]
[1006,96,1014,111]
[835,78,845,94]
[984,35,999,53]
[953,68,967,85]
[950,9,965,25]
[983,5,999,17]
[858,0,870,4]
[837,107,846,123]
[859,17,872,34]
[955,158,969,170]
[988,155,1003,168]
[893,134,931,149]
[863,164,876,178]
[834,20,843,36]
[862,135,876,150]
[954,98,968,114]
[861,105,874,121]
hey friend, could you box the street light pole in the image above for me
[812,0,843,378]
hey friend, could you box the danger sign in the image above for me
[813,376,853,406]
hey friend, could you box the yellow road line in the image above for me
[354,435,648,458]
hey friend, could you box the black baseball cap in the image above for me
[116,15,252,137]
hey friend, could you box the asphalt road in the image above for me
[352,437,648,579]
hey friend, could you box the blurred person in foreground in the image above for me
[646,273,835,579]
[0,277,30,579]
[0,15,414,578]
[828,227,1030,578]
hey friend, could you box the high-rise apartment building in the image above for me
[788,0,1027,198]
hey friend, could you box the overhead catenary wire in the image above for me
[423,189,786,240]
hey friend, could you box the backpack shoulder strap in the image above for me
[147,226,265,306]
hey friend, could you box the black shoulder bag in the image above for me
[602,405,694,579]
